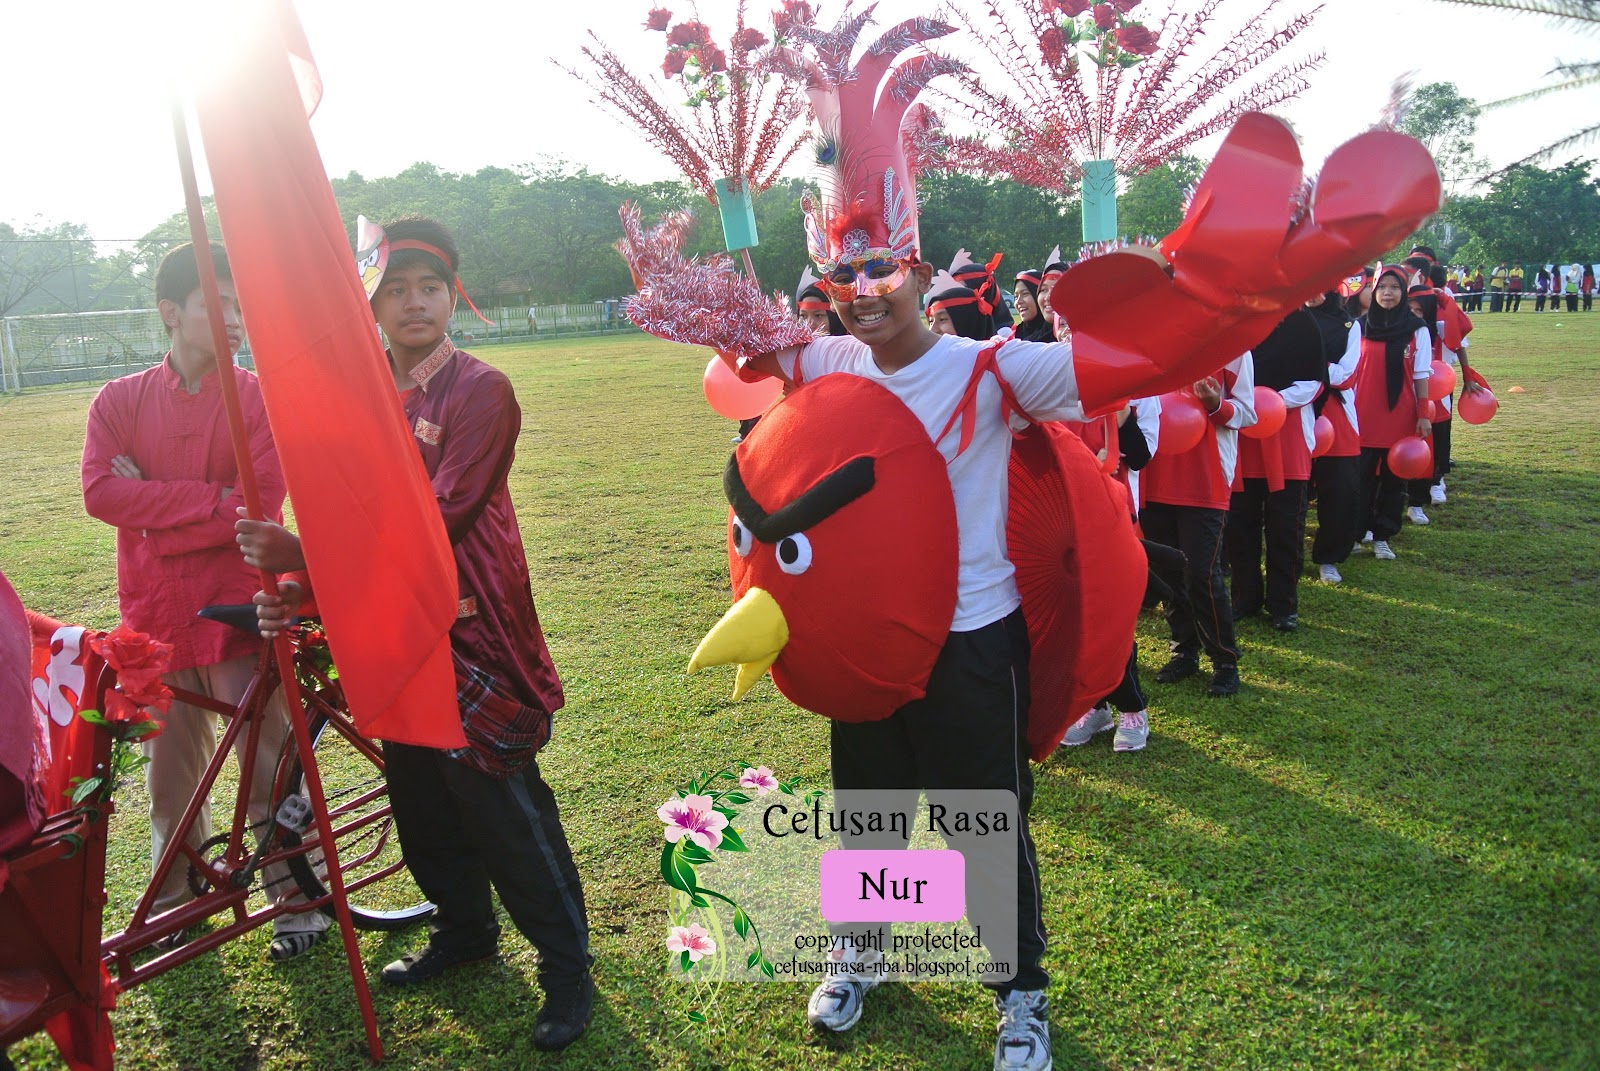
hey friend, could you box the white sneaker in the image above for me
[1318,564,1342,584]
[1430,483,1446,505]
[806,945,883,1032]
[1059,704,1114,747]
[1362,530,1374,543]
[1373,540,1396,560]
[994,989,1052,1071]
[1350,542,1365,555]
[1113,710,1149,752]
[1407,506,1429,525]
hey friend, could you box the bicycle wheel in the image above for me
[278,703,433,932]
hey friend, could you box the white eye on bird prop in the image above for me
[775,533,813,575]
[731,516,754,558]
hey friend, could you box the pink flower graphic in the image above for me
[667,924,718,962]
[738,765,779,796]
[657,793,729,849]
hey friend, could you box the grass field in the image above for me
[3,314,1597,1071]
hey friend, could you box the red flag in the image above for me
[189,0,464,748]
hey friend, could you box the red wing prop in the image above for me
[1008,425,1146,762]
[1054,114,1442,415]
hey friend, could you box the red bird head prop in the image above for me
[1052,112,1442,414]
[688,375,958,721]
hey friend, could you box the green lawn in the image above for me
[3,313,1597,1071]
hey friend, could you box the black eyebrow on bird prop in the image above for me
[724,454,876,544]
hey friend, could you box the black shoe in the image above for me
[534,970,595,1051]
[1272,614,1298,633]
[380,941,497,986]
[1207,664,1240,698]
[1154,656,1200,684]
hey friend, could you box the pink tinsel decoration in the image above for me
[616,203,816,359]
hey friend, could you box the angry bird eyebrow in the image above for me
[723,454,876,544]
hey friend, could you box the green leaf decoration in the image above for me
[661,841,698,895]
[690,893,710,908]
[721,791,752,806]
[78,709,108,726]
[733,907,750,939]
[720,827,749,853]
[680,843,715,864]
[759,957,776,980]
[70,777,104,805]
[60,833,84,858]
[747,949,762,969]
[680,949,693,973]
[687,1011,707,1023]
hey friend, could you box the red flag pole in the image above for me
[169,99,385,1063]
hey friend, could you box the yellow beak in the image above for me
[688,587,790,700]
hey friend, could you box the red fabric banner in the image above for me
[189,0,463,748]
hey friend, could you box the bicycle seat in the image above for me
[197,604,265,636]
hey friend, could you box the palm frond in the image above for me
[1434,0,1600,26]
[1491,120,1600,172]
[1488,68,1600,106]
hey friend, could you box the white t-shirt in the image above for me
[779,333,1080,631]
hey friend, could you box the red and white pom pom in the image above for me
[616,203,815,359]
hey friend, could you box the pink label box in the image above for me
[819,849,966,923]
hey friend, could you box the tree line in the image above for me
[3,81,1596,318]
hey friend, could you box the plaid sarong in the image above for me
[445,651,552,778]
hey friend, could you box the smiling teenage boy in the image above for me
[246,218,593,1051]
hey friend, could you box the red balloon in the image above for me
[703,356,782,420]
[1242,386,1286,439]
[1457,386,1499,425]
[1427,359,1456,401]
[1418,398,1440,422]
[1158,391,1207,454]
[1387,435,1433,480]
[1311,414,1334,457]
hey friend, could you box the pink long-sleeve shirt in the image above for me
[81,356,285,672]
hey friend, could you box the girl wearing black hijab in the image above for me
[951,256,1014,335]
[925,276,997,340]
[1013,269,1056,342]
[1354,265,1432,560]
[1304,289,1363,584]
[1224,309,1326,630]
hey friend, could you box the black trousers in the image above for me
[1568,293,1580,312]
[1489,290,1503,312]
[385,743,591,986]
[830,609,1047,995]
[1408,418,1452,500]
[1535,294,1547,312]
[1226,478,1308,618]
[1099,644,1147,714]
[1509,292,1522,312]
[1140,503,1239,667]
[1358,446,1408,540]
[1310,454,1362,564]
[1586,293,1594,312]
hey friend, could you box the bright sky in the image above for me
[1,0,1588,241]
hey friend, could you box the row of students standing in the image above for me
[896,244,1481,758]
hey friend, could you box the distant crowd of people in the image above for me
[1444,261,1597,313]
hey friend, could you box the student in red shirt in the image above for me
[1140,358,1258,697]
[1352,266,1432,560]
[79,242,327,959]
[248,218,593,1050]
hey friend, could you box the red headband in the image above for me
[927,292,988,319]
[387,239,494,327]
[797,298,831,311]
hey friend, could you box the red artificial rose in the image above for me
[1056,0,1091,14]
[90,624,174,710]
[733,27,769,53]
[703,46,729,73]
[1092,4,1118,30]
[645,7,672,31]
[1115,23,1158,54]
[663,50,687,76]
[1039,26,1066,67]
[667,20,711,47]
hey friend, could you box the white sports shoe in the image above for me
[994,989,1052,1071]
[1319,564,1342,584]
[1430,483,1446,504]
[806,945,883,1032]
[1113,711,1149,752]
[1060,704,1114,747]
[1407,506,1430,525]
[1373,540,1396,560]
[1362,530,1374,543]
